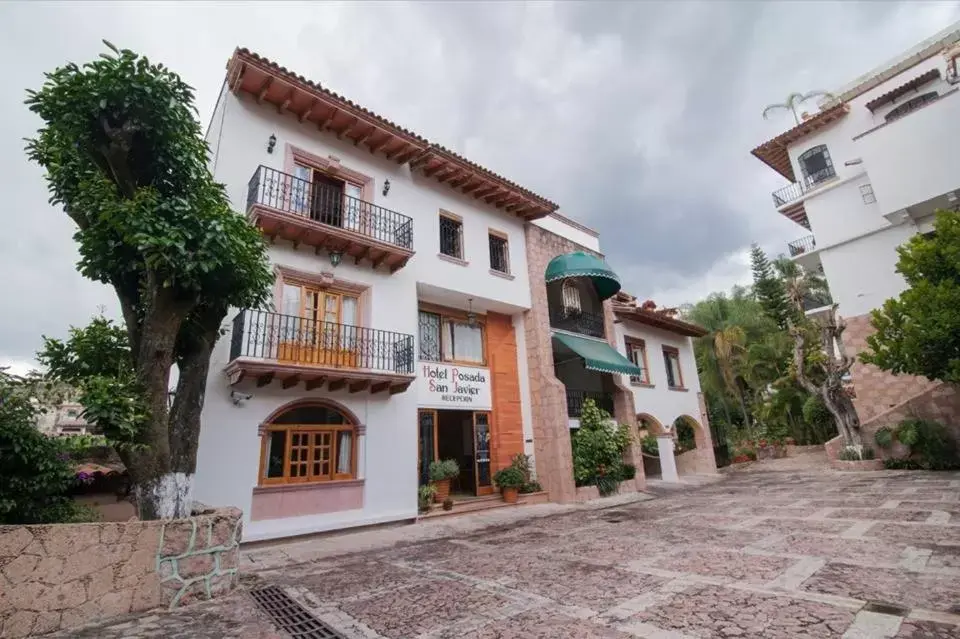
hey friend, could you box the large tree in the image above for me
[861,210,960,383]
[26,43,272,519]
[750,244,790,329]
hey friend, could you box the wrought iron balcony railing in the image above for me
[771,166,837,208]
[246,165,414,250]
[230,309,415,374]
[549,307,605,339]
[566,389,615,418]
[788,234,817,256]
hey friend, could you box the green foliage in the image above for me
[874,427,894,449]
[428,459,460,482]
[802,395,831,427]
[883,458,922,470]
[751,244,790,329]
[508,453,541,493]
[39,316,146,448]
[895,418,959,470]
[596,474,619,497]
[493,466,525,489]
[675,418,696,452]
[520,481,542,494]
[418,484,436,511]
[838,446,875,461]
[862,211,960,383]
[0,370,82,524]
[570,400,631,488]
[640,434,659,456]
[619,464,637,481]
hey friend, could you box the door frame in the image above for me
[472,411,494,496]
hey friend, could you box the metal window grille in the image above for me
[439,216,463,259]
[418,311,441,361]
[798,145,835,187]
[489,234,509,273]
[885,92,939,122]
[859,184,876,205]
[561,280,581,313]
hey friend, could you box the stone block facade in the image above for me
[0,507,241,638]
[523,223,637,503]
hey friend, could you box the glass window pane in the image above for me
[337,431,352,475]
[418,312,441,361]
[453,323,484,363]
[265,431,287,478]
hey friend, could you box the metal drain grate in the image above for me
[250,585,346,638]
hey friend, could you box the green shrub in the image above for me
[802,395,831,427]
[418,484,436,511]
[640,434,659,456]
[596,474,619,497]
[520,481,542,494]
[428,459,459,481]
[883,458,921,470]
[620,464,637,480]
[493,466,524,489]
[896,418,959,469]
[0,372,81,524]
[838,446,875,461]
[571,399,631,488]
[874,427,894,449]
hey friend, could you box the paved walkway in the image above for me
[52,462,960,638]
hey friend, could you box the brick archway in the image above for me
[637,413,665,436]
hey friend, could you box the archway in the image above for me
[637,413,665,437]
[671,415,716,475]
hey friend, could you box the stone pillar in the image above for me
[657,436,679,482]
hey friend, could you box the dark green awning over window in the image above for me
[544,252,621,301]
[552,332,643,376]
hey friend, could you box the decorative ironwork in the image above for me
[230,309,414,374]
[489,234,509,273]
[439,215,463,259]
[885,91,939,122]
[788,234,816,256]
[549,307,605,339]
[246,166,414,250]
[250,585,345,638]
[771,165,837,208]
[418,311,441,361]
[566,389,614,418]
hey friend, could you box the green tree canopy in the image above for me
[751,244,790,329]
[862,210,960,383]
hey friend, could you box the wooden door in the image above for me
[473,412,493,495]
[312,172,344,226]
[418,409,438,486]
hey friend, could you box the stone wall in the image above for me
[523,223,638,503]
[0,507,241,638]
[859,382,960,454]
[674,447,716,475]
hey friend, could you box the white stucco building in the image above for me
[751,24,960,424]
[196,48,557,542]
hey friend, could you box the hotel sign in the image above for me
[417,363,492,410]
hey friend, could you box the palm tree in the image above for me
[762,91,835,125]
[773,257,830,315]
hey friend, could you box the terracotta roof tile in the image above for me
[750,103,850,181]
[865,68,941,112]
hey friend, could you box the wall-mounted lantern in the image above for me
[267,134,277,154]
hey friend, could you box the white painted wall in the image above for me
[818,223,917,318]
[195,84,538,539]
[802,172,886,248]
[613,321,703,430]
[532,213,600,252]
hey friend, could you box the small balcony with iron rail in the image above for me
[225,309,416,394]
[549,307,605,339]
[246,165,415,272]
[787,233,823,272]
[771,166,837,230]
[565,389,615,419]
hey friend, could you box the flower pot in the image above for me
[501,486,519,504]
[433,478,451,503]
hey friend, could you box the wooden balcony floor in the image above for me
[225,357,415,395]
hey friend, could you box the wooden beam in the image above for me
[299,98,320,122]
[282,374,301,389]
[256,77,273,103]
[328,378,347,392]
[353,126,376,147]
[434,167,461,183]
[450,173,474,188]
[349,380,370,394]
[389,382,412,395]
[370,381,390,394]
[305,376,327,391]
[474,185,499,199]
[228,370,244,385]
[461,179,484,194]
[335,117,359,140]
[396,147,422,164]
[317,107,339,131]
[422,161,447,178]
[256,372,274,387]
[355,246,372,265]
[485,188,508,204]
[384,141,408,160]
[367,134,390,154]
[278,88,296,113]
[372,252,389,270]
[498,194,521,209]
[407,149,434,168]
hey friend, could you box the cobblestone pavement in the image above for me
[50,465,960,638]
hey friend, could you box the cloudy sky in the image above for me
[1,1,958,373]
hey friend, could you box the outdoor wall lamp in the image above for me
[382,179,391,197]
[466,298,477,328]
[267,134,277,154]
[328,250,343,268]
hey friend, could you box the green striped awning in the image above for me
[544,252,621,301]
[552,332,644,376]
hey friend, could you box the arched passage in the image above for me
[637,413,665,436]
[671,415,717,475]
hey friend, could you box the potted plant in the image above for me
[429,459,459,503]
[493,466,524,503]
[418,484,436,513]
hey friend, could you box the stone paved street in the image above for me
[50,462,960,638]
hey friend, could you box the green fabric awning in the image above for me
[552,332,644,376]
[544,252,621,301]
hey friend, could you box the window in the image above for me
[662,346,684,389]
[625,337,650,385]
[885,92,939,123]
[418,310,485,364]
[439,214,463,259]
[488,232,509,274]
[292,163,364,230]
[798,145,835,187]
[561,280,581,314]
[260,404,356,485]
[859,184,876,204]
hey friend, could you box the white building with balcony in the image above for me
[751,24,960,425]
[196,48,556,541]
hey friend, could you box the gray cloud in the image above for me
[0,1,958,368]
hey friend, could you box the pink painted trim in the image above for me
[251,480,364,520]
[259,398,362,429]
[253,479,364,494]
[275,264,368,293]
[284,143,375,201]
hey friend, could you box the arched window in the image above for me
[798,145,835,187]
[885,92,939,122]
[260,403,356,485]
[562,279,581,314]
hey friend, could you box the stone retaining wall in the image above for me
[0,507,242,638]
[830,459,885,471]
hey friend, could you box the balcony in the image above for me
[771,166,837,209]
[225,309,415,394]
[246,166,414,272]
[549,307,605,339]
[566,389,614,419]
[787,234,816,257]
